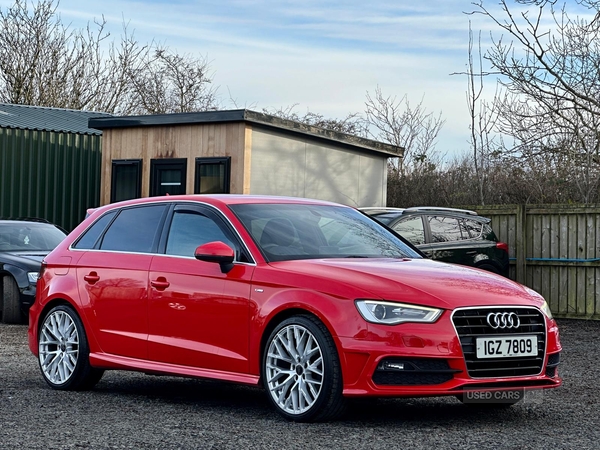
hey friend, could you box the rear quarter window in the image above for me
[460,219,484,239]
[73,211,116,249]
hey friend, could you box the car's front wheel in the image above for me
[263,315,345,422]
[38,304,104,390]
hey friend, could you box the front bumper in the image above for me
[338,310,562,397]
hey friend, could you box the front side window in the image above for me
[165,210,235,257]
[230,204,420,262]
[100,205,167,253]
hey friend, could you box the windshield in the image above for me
[0,223,67,252]
[230,204,421,262]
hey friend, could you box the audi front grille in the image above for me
[452,307,546,378]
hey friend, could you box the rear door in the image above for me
[148,204,254,374]
[76,204,169,359]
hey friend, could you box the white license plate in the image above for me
[476,335,538,359]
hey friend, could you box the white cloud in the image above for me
[6,0,526,157]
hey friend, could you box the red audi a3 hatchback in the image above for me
[28,195,561,421]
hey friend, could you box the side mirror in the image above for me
[194,241,235,273]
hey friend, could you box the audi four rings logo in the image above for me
[486,312,520,329]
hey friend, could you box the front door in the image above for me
[148,204,254,374]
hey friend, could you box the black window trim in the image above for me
[70,209,118,250]
[68,200,257,264]
[70,204,171,254]
[150,158,188,197]
[194,156,231,194]
[157,202,254,264]
[110,159,142,203]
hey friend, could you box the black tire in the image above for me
[38,304,104,390]
[262,315,346,422]
[1,276,25,324]
[477,263,500,275]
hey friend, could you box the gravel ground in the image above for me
[0,319,598,450]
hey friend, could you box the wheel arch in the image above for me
[32,297,90,355]
[259,308,321,369]
[474,259,502,274]
[257,306,345,384]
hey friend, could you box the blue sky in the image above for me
[3,0,581,157]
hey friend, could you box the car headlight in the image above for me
[540,300,553,320]
[27,272,39,284]
[355,300,442,325]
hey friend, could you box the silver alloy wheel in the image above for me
[265,324,324,415]
[39,310,80,385]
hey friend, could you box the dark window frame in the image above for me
[194,157,231,194]
[111,159,142,203]
[150,158,188,197]
[98,204,170,254]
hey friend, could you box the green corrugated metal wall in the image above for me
[0,127,102,232]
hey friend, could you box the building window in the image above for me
[194,157,231,194]
[111,160,142,203]
[150,159,187,196]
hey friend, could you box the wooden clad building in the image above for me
[89,109,402,207]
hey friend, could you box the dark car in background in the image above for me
[362,207,509,276]
[0,219,67,323]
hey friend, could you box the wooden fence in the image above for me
[469,205,600,319]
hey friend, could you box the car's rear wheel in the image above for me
[477,263,500,274]
[263,315,345,422]
[1,276,25,324]
[38,304,104,390]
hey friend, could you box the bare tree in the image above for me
[460,22,503,205]
[263,104,368,136]
[0,0,218,114]
[364,86,445,177]
[472,0,600,202]
[129,48,217,115]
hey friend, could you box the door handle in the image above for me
[151,277,170,290]
[83,272,100,284]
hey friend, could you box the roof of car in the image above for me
[86,195,347,217]
[361,206,478,216]
[361,206,492,224]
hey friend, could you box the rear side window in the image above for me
[428,216,462,242]
[100,205,167,253]
[73,211,116,249]
[392,216,425,245]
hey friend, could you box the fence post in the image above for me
[515,204,527,284]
